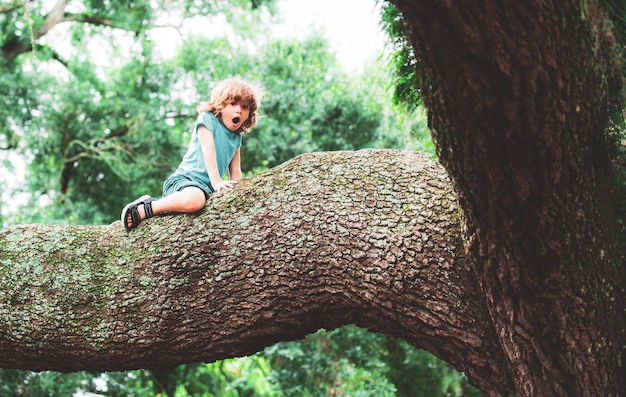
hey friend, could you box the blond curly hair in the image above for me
[196,77,262,134]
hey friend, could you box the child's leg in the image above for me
[124,186,206,228]
[152,186,207,215]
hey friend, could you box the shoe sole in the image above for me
[121,194,152,230]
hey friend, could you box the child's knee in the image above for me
[177,187,207,212]
[190,197,206,212]
[187,189,207,211]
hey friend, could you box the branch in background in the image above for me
[62,13,114,27]
[1,0,66,61]
[0,4,21,13]
[2,0,127,62]
[60,125,134,194]
[34,0,66,40]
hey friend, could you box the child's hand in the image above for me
[213,180,238,193]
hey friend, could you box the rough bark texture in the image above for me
[391,0,626,395]
[1,150,506,395]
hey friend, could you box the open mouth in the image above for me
[232,117,241,125]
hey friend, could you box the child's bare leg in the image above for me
[152,187,207,215]
[125,187,206,228]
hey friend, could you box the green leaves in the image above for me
[259,325,480,397]
[2,0,433,227]
[377,1,421,108]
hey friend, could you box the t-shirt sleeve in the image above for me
[196,112,219,135]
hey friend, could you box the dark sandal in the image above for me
[121,195,156,231]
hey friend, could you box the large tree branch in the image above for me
[0,150,509,396]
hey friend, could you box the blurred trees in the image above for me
[0,327,480,396]
[0,0,429,226]
[0,0,475,396]
[261,326,481,397]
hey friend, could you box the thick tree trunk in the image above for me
[391,0,625,395]
[0,150,508,396]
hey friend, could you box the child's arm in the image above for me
[198,126,237,192]
[229,148,242,181]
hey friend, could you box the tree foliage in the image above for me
[0,0,429,226]
[377,0,420,108]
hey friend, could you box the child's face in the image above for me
[221,100,251,131]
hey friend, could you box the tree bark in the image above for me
[391,0,625,395]
[0,150,508,396]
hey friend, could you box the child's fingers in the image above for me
[215,180,238,192]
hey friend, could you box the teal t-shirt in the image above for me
[168,112,242,195]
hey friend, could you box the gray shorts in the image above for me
[162,174,211,199]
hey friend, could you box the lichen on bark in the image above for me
[0,150,503,395]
